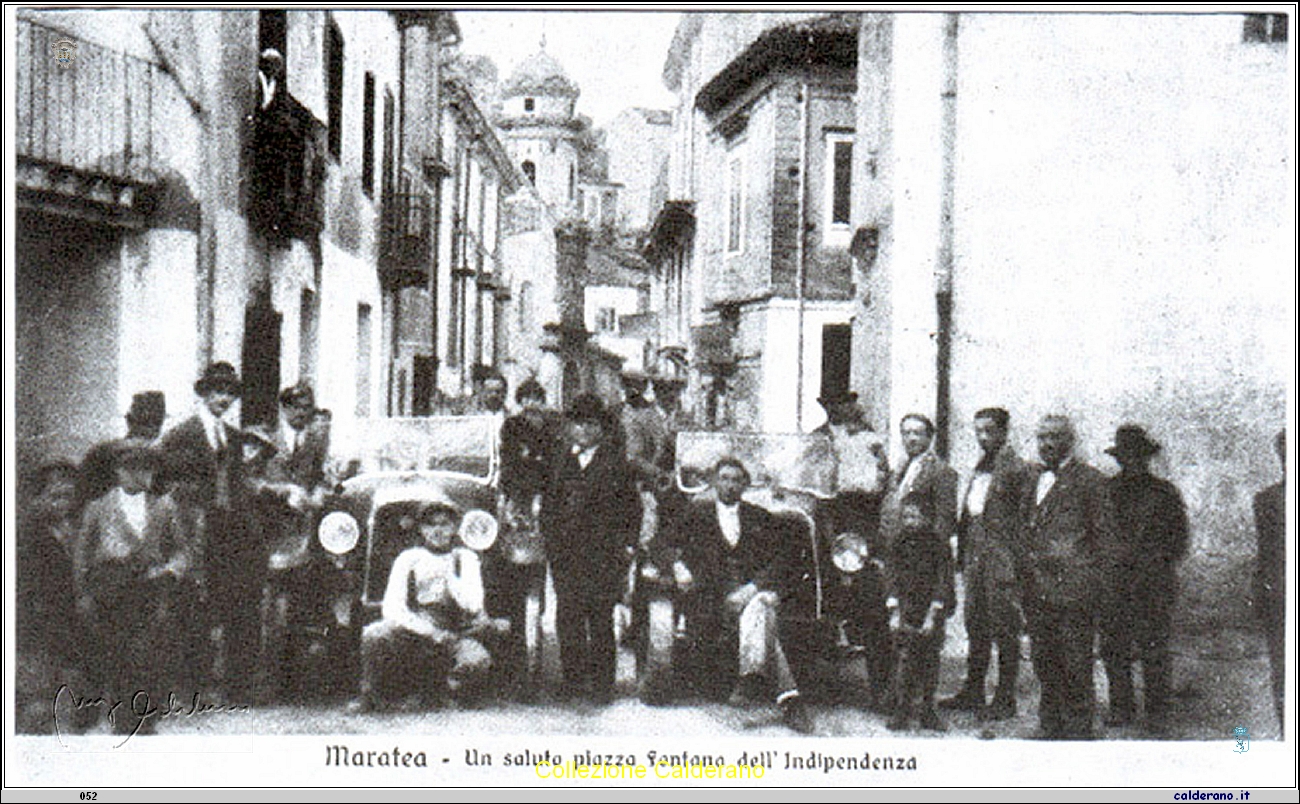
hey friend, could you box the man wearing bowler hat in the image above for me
[78,390,168,505]
[158,362,258,699]
[1099,425,1189,732]
[541,393,641,703]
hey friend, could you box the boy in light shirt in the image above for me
[350,503,507,712]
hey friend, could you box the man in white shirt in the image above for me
[672,458,815,734]
[1019,414,1117,740]
[941,407,1030,720]
[157,361,252,700]
[351,503,507,712]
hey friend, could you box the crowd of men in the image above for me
[14,362,1288,740]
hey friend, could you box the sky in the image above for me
[455,10,681,128]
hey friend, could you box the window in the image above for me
[362,72,375,198]
[596,307,618,333]
[299,288,318,382]
[381,89,395,199]
[602,191,616,226]
[518,281,533,330]
[412,355,436,417]
[820,324,852,404]
[725,155,743,254]
[325,21,344,160]
[521,160,536,185]
[355,304,372,417]
[1244,13,1288,43]
[524,97,535,112]
[825,133,854,233]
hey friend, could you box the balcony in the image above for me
[16,17,162,227]
[379,191,431,288]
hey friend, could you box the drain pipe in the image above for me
[794,78,810,432]
[935,13,959,460]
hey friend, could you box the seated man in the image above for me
[671,457,814,734]
[350,503,507,712]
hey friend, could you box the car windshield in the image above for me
[334,416,496,480]
[675,431,837,498]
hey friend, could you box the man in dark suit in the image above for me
[942,407,1031,720]
[885,492,955,731]
[1254,429,1285,737]
[1099,425,1189,731]
[252,382,332,699]
[78,390,167,505]
[1017,414,1118,740]
[157,361,256,700]
[671,457,815,734]
[880,414,959,553]
[877,414,958,721]
[540,394,642,704]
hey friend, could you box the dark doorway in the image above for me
[412,354,437,416]
[241,286,282,427]
[820,323,852,402]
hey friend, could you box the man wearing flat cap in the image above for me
[158,361,257,699]
[1100,425,1189,732]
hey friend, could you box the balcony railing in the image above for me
[17,17,160,184]
[380,191,431,287]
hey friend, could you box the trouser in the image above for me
[206,519,265,702]
[490,559,547,689]
[358,620,493,702]
[1026,602,1096,738]
[835,579,894,704]
[735,594,800,700]
[551,561,622,699]
[1099,582,1174,720]
[84,571,182,733]
[1262,610,1285,736]
[892,628,944,717]
[686,592,800,702]
[961,573,1022,706]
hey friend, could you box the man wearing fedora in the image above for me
[158,361,258,700]
[1099,424,1189,731]
[540,393,642,703]
[78,390,167,505]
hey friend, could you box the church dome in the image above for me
[503,48,580,99]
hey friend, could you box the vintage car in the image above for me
[290,415,542,699]
[640,430,888,703]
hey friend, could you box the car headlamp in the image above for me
[318,511,360,555]
[458,509,499,552]
[831,532,870,574]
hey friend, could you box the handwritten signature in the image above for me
[53,685,249,749]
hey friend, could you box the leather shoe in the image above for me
[345,696,374,714]
[918,707,947,732]
[981,699,1017,721]
[938,689,984,712]
[1104,708,1133,727]
[780,696,816,735]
